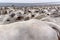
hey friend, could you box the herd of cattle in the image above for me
[0,6,60,40]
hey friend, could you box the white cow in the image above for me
[40,10,60,25]
[2,10,25,24]
[25,7,48,20]
[0,19,59,40]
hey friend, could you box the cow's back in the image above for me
[0,19,58,40]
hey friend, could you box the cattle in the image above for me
[40,9,60,24]
[2,7,48,24]
[0,19,59,40]
[25,7,49,20]
[2,9,25,24]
